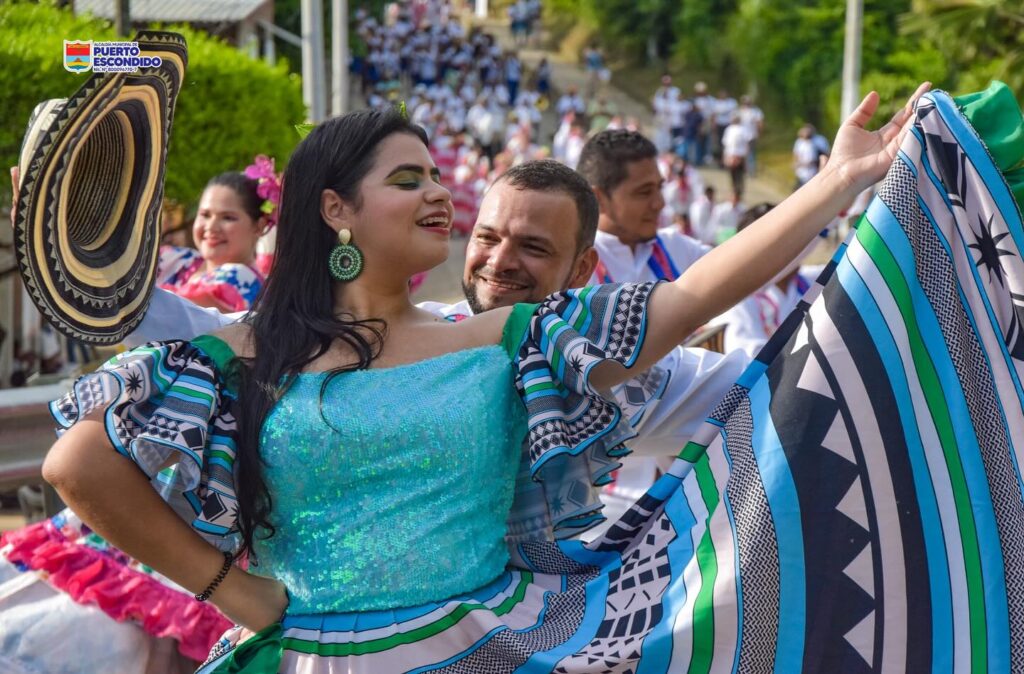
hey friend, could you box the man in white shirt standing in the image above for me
[128,159,749,535]
[688,185,717,246]
[651,75,679,153]
[721,113,752,199]
[711,89,738,166]
[793,123,831,188]
[737,95,764,176]
[575,130,721,528]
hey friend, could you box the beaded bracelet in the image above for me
[195,552,234,602]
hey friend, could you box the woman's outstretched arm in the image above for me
[42,417,288,630]
[591,84,930,390]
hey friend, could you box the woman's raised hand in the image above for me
[826,82,931,194]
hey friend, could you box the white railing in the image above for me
[0,383,67,492]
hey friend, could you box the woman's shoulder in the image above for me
[206,322,255,359]
[445,304,516,347]
[157,245,202,285]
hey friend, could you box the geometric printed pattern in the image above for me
[658,89,1024,672]
[511,282,657,538]
[89,93,1024,671]
[13,32,187,344]
[49,338,240,550]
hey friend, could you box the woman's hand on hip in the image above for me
[216,569,290,632]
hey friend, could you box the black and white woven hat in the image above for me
[14,31,187,344]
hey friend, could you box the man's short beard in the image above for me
[460,268,578,316]
[461,279,489,315]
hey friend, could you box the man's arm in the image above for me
[613,346,750,457]
[122,288,242,347]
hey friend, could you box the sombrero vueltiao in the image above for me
[14,31,187,344]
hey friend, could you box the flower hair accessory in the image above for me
[244,154,282,230]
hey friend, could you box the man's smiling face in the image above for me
[462,180,592,312]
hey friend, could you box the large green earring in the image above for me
[328,229,363,282]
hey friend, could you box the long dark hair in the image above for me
[234,108,429,556]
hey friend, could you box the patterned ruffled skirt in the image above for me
[197,471,696,674]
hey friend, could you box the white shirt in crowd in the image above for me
[556,93,586,116]
[562,132,586,169]
[688,194,716,246]
[505,57,521,82]
[693,94,715,122]
[710,274,806,358]
[712,96,738,127]
[709,200,746,241]
[721,122,752,161]
[133,288,750,537]
[667,95,690,130]
[738,104,764,140]
[588,228,709,287]
[793,134,831,185]
[652,86,679,128]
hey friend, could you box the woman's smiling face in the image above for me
[340,132,454,280]
[192,185,262,268]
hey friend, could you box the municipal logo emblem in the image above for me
[64,40,92,73]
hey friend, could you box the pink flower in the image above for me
[244,155,276,181]
[244,154,283,230]
[257,180,281,205]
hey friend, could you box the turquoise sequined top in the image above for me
[51,284,656,616]
[253,345,528,614]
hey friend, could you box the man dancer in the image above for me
[578,129,709,286]
[576,131,721,525]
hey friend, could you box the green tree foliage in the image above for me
[0,2,305,209]
[729,0,846,125]
[673,0,737,69]
[542,0,1021,138]
[903,0,1024,95]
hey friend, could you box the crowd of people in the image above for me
[0,2,926,673]
[354,4,552,237]
[652,77,764,198]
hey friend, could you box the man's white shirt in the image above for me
[588,228,708,286]
[584,227,747,534]
[721,123,752,160]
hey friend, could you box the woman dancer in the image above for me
[39,85,925,672]
[0,165,279,673]
[158,169,275,313]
